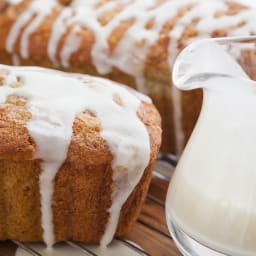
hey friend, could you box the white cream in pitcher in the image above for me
[167,41,256,256]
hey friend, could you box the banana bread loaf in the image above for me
[0,65,162,247]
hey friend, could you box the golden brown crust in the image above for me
[0,160,42,241]
[0,88,162,242]
[0,104,34,160]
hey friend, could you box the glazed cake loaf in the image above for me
[0,65,161,246]
[0,0,255,153]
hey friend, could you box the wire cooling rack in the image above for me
[4,154,177,256]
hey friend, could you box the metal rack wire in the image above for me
[9,154,177,256]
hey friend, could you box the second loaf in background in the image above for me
[1,0,256,153]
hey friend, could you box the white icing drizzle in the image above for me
[6,9,33,54]
[0,65,150,247]
[233,0,256,7]
[6,0,22,4]
[6,0,56,59]
[12,54,20,66]
[47,7,73,65]
[6,0,256,152]
[71,0,99,8]
[60,26,81,67]
[20,1,56,59]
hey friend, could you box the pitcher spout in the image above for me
[172,37,253,91]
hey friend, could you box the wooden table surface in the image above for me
[0,176,182,256]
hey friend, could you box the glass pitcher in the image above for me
[166,36,256,256]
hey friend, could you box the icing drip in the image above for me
[0,65,150,247]
[6,0,22,4]
[6,0,56,58]
[71,0,99,8]
[20,1,56,59]
[47,8,73,65]
[6,0,256,152]
[12,54,20,66]
[60,26,81,67]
